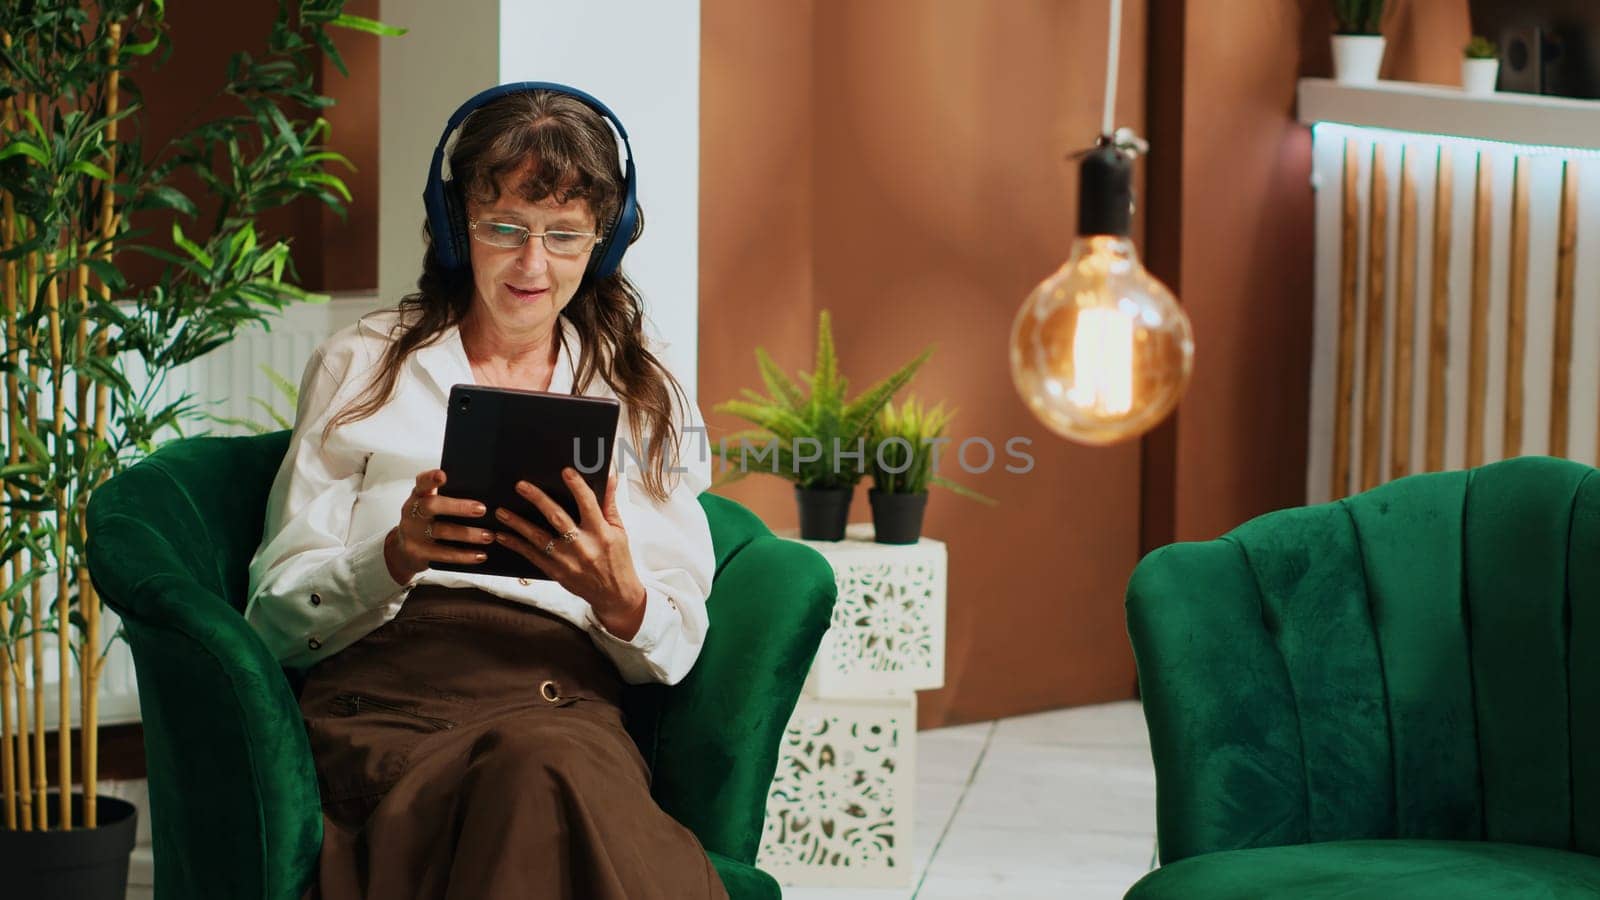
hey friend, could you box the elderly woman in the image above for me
[245,84,727,900]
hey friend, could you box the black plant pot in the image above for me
[869,489,929,544]
[0,793,138,900]
[796,485,853,541]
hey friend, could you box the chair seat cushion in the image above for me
[1125,840,1600,899]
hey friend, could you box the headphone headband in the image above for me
[422,81,639,283]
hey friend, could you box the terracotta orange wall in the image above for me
[1153,0,1469,546]
[702,0,1149,728]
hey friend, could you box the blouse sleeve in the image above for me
[244,342,411,668]
[586,384,716,685]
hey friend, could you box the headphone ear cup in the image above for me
[592,160,638,280]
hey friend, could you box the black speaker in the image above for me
[1470,0,1598,98]
[1498,26,1544,94]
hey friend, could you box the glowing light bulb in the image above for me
[1009,144,1194,446]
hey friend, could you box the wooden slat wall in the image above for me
[1467,152,1492,469]
[1333,138,1359,499]
[1551,161,1579,457]
[1391,145,1417,482]
[1361,145,1389,493]
[1310,127,1596,503]
[1425,147,1453,472]
[1504,158,1531,458]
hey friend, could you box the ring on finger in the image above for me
[410,499,423,519]
[542,538,557,556]
[559,529,578,543]
[424,522,434,540]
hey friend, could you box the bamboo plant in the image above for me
[0,0,399,833]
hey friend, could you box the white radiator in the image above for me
[1308,123,1600,505]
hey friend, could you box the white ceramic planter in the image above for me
[1332,35,1386,85]
[1462,58,1500,95]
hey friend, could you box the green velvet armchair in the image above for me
[1124,456,1600,898]
[84,431,836,900]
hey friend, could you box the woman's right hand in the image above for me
[383,469,496,584]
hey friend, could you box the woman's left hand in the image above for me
[493,467,649,641]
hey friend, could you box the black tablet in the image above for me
[433,384,622,580]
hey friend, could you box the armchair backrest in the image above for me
[1127,456,1600,865]
[89,431,289,610]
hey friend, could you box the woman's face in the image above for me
[464,168,599,342]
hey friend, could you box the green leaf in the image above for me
[0,140,48,165]
[142,185,198,217]
[328,14,409,37]
[170,222,213,269]
[0,461,50,479]
[262,101,302,155]
[930,474,998,506]
[261,363,299,404]
[122,37,162,57]
[67,159,113,180]
[755,348,806,411]
[292,171,352,202]
[20,109,47,142]
[303,150,356,171]
[14,428,49,463]
[82,258,126,291]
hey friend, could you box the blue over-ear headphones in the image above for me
[422,81,639,281]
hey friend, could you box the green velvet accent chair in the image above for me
[1124,456,1600,899]
[84,431,836,900]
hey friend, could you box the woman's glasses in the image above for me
[467,219,600,256]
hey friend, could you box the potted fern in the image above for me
[867,394,995,544]
[1332,0,1386,85]
[713,310,930,541]
[0,2,397,896]
[1463,36,1499,95]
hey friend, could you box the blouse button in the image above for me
[307,637,322,651]
[518,578,531,586]
[309,593,322,607]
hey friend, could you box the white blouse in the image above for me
[244,307,715,684]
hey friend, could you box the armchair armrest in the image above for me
[646,534,836,863]
[88,508,321,900]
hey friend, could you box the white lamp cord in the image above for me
[1102,0,1122,139]
[1096,0,1149,158]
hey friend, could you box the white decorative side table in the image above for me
[756,523,948,888]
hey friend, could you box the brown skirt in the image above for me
[297,584,728,900]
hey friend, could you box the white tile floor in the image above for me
[122,700,1156,900]
[782,700,1157,900]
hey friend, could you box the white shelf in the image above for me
[1297,77,1600,152]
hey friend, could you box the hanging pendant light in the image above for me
[1008,0,1194,446]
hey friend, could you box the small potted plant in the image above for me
[1463,36,1500,95]
[713,310,930,541]
[866,395,995,544]
[1332,0,1386,85]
